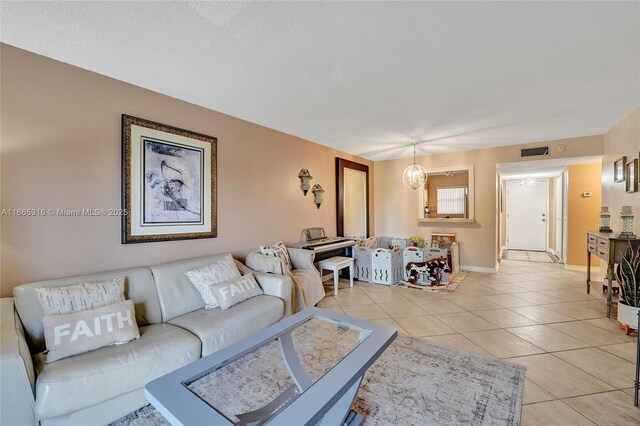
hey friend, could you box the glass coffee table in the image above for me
[146,307,397,425]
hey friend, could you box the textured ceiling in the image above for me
[1,2,638,160]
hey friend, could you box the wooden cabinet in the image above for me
[586,231,640,318]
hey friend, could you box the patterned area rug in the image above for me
[112,333,524,426]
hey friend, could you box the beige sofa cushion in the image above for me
[150,254,243,322]
[14,267,160,354]
[168,295,283,356]
[33,323,200,420]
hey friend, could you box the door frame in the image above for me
[506,179,550,251]
[553,173,564,263]
[562,170,569,264]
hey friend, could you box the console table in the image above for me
[586,231,640,318]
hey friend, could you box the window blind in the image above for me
[437,187,466,215]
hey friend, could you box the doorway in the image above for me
[336,158,369,238]
[506,179,549,251]
[343,168,367,237]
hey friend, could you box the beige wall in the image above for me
[602,107,640,236]
[566,163,602,267]
[0,44,374,296]
[375,136,604,270]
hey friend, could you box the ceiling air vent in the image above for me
[521,147,549,157]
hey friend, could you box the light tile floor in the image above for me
[318,258,639,425]
[507,250,556,263]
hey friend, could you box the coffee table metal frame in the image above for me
[145,307,397,426]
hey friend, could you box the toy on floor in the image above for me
[405,258,451,285]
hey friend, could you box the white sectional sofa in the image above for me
[0,253,293,426]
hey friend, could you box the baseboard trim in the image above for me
[461,265,498,274]
[564,264,600,273]
[565,264,603,280]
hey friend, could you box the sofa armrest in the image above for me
[1,297,37,426]
[287,248,320,279]
[245,251,284,274]
[253,273,293,317]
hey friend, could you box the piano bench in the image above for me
[317,256,354,296]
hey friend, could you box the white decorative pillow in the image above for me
[208,273,264,310]
[42,300,140,363]
[185,254,242,309]
[36,278,125,315]
[259,242,293,271]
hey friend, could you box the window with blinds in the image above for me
[437,187,466,215]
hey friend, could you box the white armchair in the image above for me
[245,248,325,313]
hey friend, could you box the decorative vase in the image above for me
[617,301,640,335]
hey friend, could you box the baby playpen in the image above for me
[352,236,459,286]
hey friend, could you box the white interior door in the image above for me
[554,175,563,262]
[507,180,549,251]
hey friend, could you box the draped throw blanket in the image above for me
[246,250,324,312]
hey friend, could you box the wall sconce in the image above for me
[311,184,324,209]
[599,206,612,233]
[298,169,313,195]
[618,206,636,239]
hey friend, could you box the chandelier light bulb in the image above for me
[402,143,427,189]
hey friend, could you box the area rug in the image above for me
[112,333,524,426]
[395,271,467,295]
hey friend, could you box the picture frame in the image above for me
[122,115,217,243]
[626,158,638,193]
[431,232,456,248]
[614,156,627,183]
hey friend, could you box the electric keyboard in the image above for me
[291,228,355,261]
[298,238,355,253]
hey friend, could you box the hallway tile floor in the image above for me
[318,259,640,425]
[507,250,556,263]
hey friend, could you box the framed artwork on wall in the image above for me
[614,156,627,183]
[626,158,638,193]
[431,232,456,248]
[121,115,217,243]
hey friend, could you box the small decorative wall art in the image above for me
[298,169,313,195]
[121,115,217,243]
[625,158,638,193]
[614,156,627,183]
[312,184,325,209]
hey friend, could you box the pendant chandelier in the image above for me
[402,143,427,189]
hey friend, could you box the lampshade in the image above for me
[402,144,427,189]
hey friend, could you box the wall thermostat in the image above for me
[582,191,592,197]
